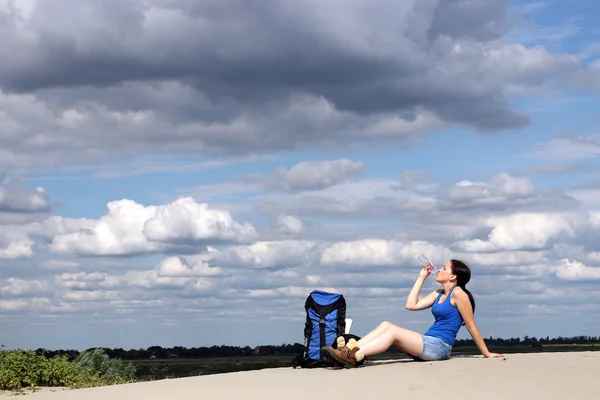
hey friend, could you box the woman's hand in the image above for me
[418,264,433,279]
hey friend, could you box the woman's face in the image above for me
[435,261,454,283]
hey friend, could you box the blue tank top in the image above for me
[423,286,463,346]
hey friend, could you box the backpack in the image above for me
[292,290,360,368]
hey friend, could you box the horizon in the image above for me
[5,332,599,353]
[1,0,600,351]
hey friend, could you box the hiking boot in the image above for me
[324,346,361,368]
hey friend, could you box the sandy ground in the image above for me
[0,387,68,397]
[4,352,599,400]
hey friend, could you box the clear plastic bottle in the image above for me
[417,254,438,275]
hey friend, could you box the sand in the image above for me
[6,352,599,400]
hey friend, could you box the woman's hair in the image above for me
[450,259,475,314]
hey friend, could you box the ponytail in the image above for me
[460,285,475,314]
[450,259,476,324]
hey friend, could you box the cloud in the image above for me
[250,159,364,193]
[438,173,575,211]
[0,224,35,259]
[276,215,303,235]
[460,250,546,267]
[211,240,318,270]
[1,0,600,349]
[0,278,50,297]
[142,198,257,244]
[0,240,34,259]
[531,134,600,160]
[483,44,580,88]
[40,260,80,271]
[90,155,272,179]
[555,259,600,281]
[455,212,581,252]
[257,173,575,230]
[207,238,449,272]
[397,170,428,188]
[0,88,443,168]
[0,179,50,213]
[0,300,29,311]
[0,1,592,168]
[514,163,582,176]
[47,197,257,256]
[259,178,437,220]
[320,239,449,269]
[157,252,223,278]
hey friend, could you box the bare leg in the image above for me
[358,325,424,358]
[357,321,393,347]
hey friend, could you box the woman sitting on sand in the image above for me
[324,259,505,367]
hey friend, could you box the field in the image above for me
[131,356,293,379]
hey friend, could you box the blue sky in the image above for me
[1,0,600,350]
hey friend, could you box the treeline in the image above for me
[33,335,598,360]
[37,343,305,360]
[454,335,599,347]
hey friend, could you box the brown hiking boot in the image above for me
[324,346,360,368]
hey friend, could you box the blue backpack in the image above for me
[292,290,355,368]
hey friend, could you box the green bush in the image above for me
[0,347,44,390]
[43,354,101,389]
[0,346,135,391]
[75,348,136,384]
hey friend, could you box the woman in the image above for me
[324,259,505,367]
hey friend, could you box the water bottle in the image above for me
[417,254,438,275]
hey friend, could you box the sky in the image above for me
[1,0,600,351]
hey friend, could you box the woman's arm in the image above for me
[405,267,439,311]
[454,288,505,358]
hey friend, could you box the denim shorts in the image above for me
[412,335,452,361]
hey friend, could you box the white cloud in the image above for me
[555,259,600,281]
[461,250,546,267]
[157,253,223,277]
[0,239,34,259]
[120,270,201,290]
[276,215,303,235]
[260,178,437,220]
[250,159,365,193]
[213,240,318,269]
[36,215,97,239]
[61,290,119,302]
[455,212,580,252]
[0,278,49,297]
[482,44,580,87]
[438,173,571,211]
[0,300,29,311]
[321,239,449,268]
[142,197,257,244]
[531,134,600,160]
[54,272,119,290]
[0,224,36,259]
[257,172,574,231]
[0,179,50,213]
[47,197,257,256]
